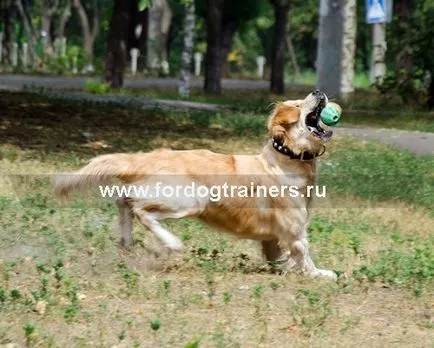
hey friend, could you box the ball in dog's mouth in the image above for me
[305,100,334,140]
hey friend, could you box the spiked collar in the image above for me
[271,138,325,161]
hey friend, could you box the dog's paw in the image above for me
[312,269,337,280]
[164,237,184,252]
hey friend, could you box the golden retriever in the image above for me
[55,90,340,279]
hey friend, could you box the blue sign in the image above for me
[366,0,388,24]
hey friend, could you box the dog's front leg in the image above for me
[283,234,336,280]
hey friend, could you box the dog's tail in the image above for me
[54,153,135,199]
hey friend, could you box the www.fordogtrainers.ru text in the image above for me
[99,182,327,202]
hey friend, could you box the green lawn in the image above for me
[0,94,433,347]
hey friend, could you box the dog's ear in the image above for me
[268,104,301,140]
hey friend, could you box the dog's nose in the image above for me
[313,89,326,100]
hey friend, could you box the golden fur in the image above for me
[54,91,340,279]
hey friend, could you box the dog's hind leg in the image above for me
[133,207,185,251]
[116,197,134,248]
[262,240,288,263]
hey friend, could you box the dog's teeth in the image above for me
[278,146,283,151]
[274,142,278,148]
[284,148,288,153]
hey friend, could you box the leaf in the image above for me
[184,336,201,348]
[138,0,152,11]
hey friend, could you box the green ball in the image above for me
[320,106,341,126]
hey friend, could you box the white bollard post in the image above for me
[0,32,3,64]
[161,60,169,75]
[61,37,67,57]
[256,56,266,79]
[130,48,139,75]
[72,55,78,74]
[22,43,28,68]
[194,52,202,76]
[12,42,18,67]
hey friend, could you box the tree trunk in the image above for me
[317,0,343,97]
[394,0,416,87]
[104,0,131,89]
[41,0,58,53]
[57,1,72,38]
[15,0,36,65]
[147,0,172,70]
[340,0,357,101]
[220,19,237,77]
[1,4,16,64]
[428,72,434,109]
[179,1,196,97]
[394,0,415,72]
[128,3,148,57]
[204,0,224,94]
[73,0,99,70]
[270,3,290,94]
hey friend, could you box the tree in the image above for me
[57,0,72,39]
[41,0,58,52]
[104,0,133,88]
[73,0,99,71]
[147,0,172,70]
[202,0,262,94]
[15,0,37,64]
[203,0,223,93]
[316,0,357,100]
[179,0,196,97]
[269,0,290,94]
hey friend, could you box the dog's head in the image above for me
[268,90,339,154]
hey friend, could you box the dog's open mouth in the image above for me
[305,100,333,140]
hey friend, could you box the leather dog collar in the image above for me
[272,138,325,160]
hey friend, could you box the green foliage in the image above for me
[138,0,152,11]
[150,318,161,331]
[85,79,110,94]
[353,245,433,294]
[184,336,201,348]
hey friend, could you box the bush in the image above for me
[85,79,110,94]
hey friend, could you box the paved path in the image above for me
[335,127,433,155]
[0,74,308,91]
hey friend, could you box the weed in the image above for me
[10,289,21,300]
[353,245,433,294]
[150,318,161,331]
[162,280,172,295]
[205,273,216,301]
[269,280,279,290]
[349,233,362,255]
[117,261,139,296]
[298,288,321,305]
[252,284,264,299]
[117,330,126,341]
[85,79,110,94]
[184,335,201,348]
[32,276,49,300]
[0,287,6,304]
[23,323,36,347]
[63,279,79,322]
[223,291,232,304]
[36,262,51,274]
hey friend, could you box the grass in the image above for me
[0,93,433,347]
